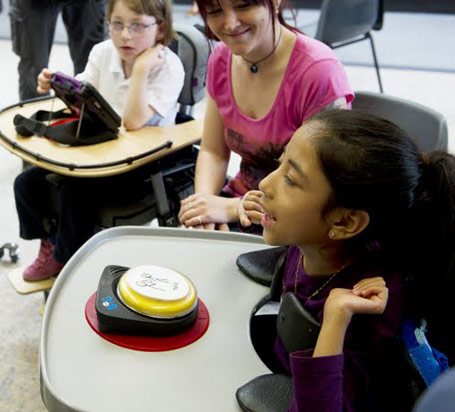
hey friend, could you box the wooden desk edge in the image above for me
[0,116,203,177]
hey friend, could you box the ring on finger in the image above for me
[188,201,193,210]
[197,215,203,225]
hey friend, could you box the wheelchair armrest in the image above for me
[236,373,293,412]
[237,246,288,286]
[254,300,280,317]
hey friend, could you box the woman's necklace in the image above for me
[241,27,283,74]
[283,253,346,302]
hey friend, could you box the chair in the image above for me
[47,23,209,229]
[236,246,288,286]
[352,91,448,152]
[0,242,19,262]
[172,23,209,118]
[303,0,384,93]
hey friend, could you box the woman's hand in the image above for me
[178,194,241,230]
[37,68,54,94]
[324,277,389,325]
[238,190,265,227]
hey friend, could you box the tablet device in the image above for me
[50,72,121,133]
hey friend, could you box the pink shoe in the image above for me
[23,239,64,282]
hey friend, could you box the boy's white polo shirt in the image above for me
[76,39,184,126]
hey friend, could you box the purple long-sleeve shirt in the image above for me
[276,246,405,412]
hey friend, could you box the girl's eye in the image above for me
[236,2,251,9]
[284,175,296,186]
[207,8,222,15]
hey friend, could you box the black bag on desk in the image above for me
[13,72,121,146]
[14,108,119,146]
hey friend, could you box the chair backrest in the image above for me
[170,23,210,113]
[315,0,381,45]
[352,91,449,152]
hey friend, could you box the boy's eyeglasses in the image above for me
[108,21,157,36]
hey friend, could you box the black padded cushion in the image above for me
[236,246,288,286]
[236,373,293,412]
[277,292,321,354]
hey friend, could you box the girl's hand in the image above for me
[37,68,54,94]
[178,194,240,230]
[238,190,265,227]
[133,44,165,74]
[323,277,389,325]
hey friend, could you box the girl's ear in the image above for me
[327,208,370,240]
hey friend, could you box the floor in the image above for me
[0,5,454,412]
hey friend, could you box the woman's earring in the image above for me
[329,231,336,239]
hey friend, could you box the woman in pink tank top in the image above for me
[178,0,353,231]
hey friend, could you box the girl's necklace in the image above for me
[241,27,283,74]
[283,253,346,302]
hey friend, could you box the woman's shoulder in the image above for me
[291,32,342,65]
[206,42,230,97]
[284,33,351,104]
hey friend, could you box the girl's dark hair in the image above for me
[195,0,299,40]
[310,109,455,358]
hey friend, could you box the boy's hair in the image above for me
[195,0,299,40]
[107,0,175,45]
[309,108,455,359]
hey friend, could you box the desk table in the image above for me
[41,227,270,412]
[0,98,203,177]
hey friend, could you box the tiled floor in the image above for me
[0,5,454,412]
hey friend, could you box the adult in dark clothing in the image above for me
[9,0,106,100]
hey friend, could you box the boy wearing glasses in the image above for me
[37,0,184,130]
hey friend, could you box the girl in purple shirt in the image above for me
[178,0,353,230]
[240,109,455,411]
